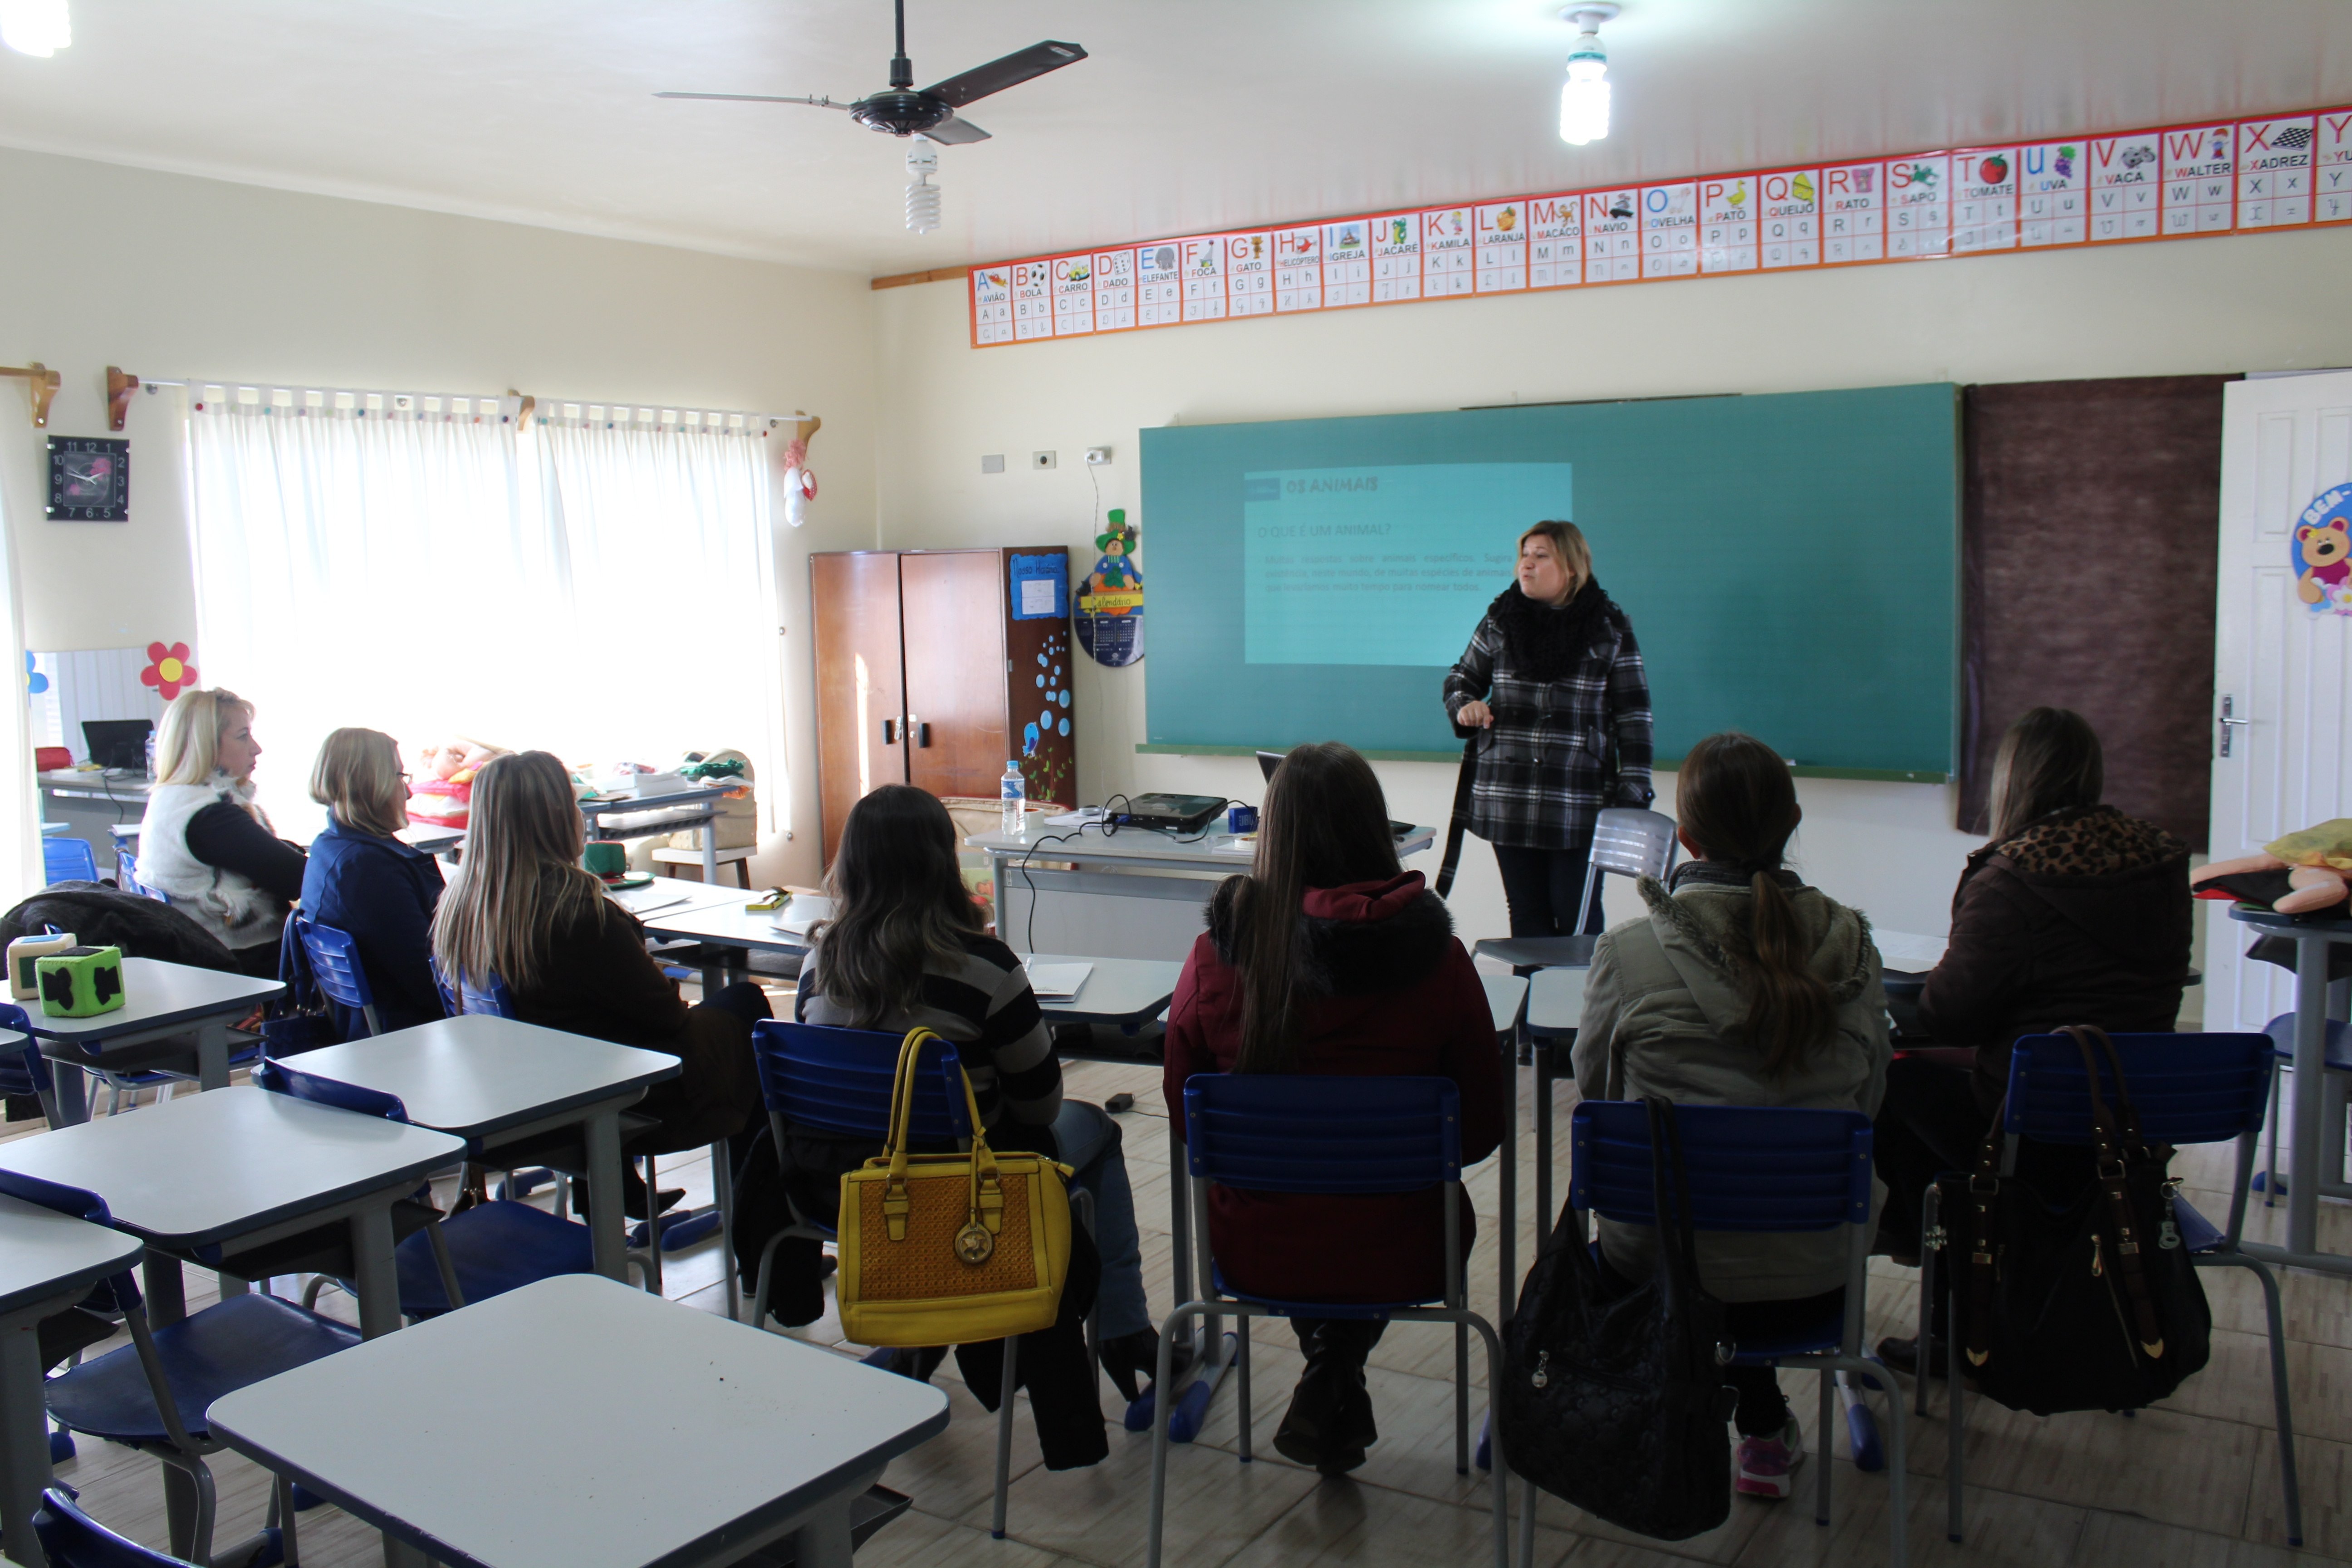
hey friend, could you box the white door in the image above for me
[2207,370,2352,1033]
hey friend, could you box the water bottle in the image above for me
[1000,760,1027,838]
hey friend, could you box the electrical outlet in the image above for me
[1032,451,1058,470]
[981,454,1005,474]
[1085,446,1112,466]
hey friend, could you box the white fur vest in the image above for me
[138,774,286,952]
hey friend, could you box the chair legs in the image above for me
[1234,1316,1253,1463]
[2198,1253,2304,1547]
[991,1334,1019,1539]
[1803,1353,1909,1568]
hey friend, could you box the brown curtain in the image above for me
[1959,376,2234,849]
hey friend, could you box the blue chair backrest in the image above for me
[253,1058,408,1122]
[1182,1074,1462,1193]
[294,916,377,1013]
[36,1484,198,1566]
[0,1001,53,1100]
[43,835,98,886]
[429,956,514,1019]
[0,1169,142,1313]
[751,1019,974,1144]
[2261,1011,2351,1068]
[1570,1101,1873,1233]
[117,849,166,903]
[2002,1032,2274,1147]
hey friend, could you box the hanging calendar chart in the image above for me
[970,102,2352,348]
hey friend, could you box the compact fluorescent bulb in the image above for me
[1558,5,1617,146]
[0,0,70,57]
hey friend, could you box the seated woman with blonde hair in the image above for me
[301,727,445,1037]
[137,687,305,976]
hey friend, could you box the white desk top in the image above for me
[23,956,283,1044]
[272,1015,680,1142]
[1872,928,1950,975]
[1481,973,1529,1035]
[610,876,749,924]
[1525,966,1588,1038]
[637,897,812,956]
[395,823,464,856]
[0,1085,464,1249]
[0,1192,145,1318]
[967,821,1438,868]
[209,1274,950,1568]
[37,769,149,796]
[1021,954,1183,1025]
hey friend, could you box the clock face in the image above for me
[46,438,131,521]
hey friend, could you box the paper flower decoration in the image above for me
[24,652,46,699]
[140,642,197,701]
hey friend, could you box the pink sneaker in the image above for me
[1734,1418,1803,1500]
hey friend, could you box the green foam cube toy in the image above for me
[37,945,126,1018]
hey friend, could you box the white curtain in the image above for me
[0,476,41,899]
[186,387,783,840]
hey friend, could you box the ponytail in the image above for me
[1676,732,1834,1077]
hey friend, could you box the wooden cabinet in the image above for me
[810,547,1075,865]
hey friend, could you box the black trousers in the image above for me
[1492,840,1604,940]
[1596,1257,1840,1436]
[1872,1057,2096,1335]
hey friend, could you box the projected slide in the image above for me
[1242,463,1573,666]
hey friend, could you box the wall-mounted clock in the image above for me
[46,437,130,522]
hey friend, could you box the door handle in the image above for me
[882,718,897,745]
[2218,695,2249,758]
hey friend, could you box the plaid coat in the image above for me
[1441,598,1654,850]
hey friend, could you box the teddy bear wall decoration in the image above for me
[2292,483,2352,616]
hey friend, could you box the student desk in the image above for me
[261,1016,681,1285]
[209,1273,949,1568]
[0,1087,462,1564]
[0,1196,145,1568]
[2231,906,2352,1276]
[968,822,1438,961]
[1020,954,1182,1029]
[395,823,464,858]
[580,787,734,885]
[26,958,284,1127]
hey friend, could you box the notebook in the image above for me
[1024,961,1093,1000]
[1873,930,1949,974]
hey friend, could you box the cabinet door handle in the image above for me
[918,722,933,748]
[882,718,897,745]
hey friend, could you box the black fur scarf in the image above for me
[1487,577,1617,683]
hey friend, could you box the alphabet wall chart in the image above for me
[969,106,2350,347]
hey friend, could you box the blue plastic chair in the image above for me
[750,1018,1088,1542]
[42,836,98,887]
[292,916,381,1038]
[1149,1075,1506,1568]
[2258,1010,2350,1207]
[9,1169,356,1566]
[252,1058,593,1321]
[1917,1032,2300,1548]
[113,849,166,904]
[34,1485,201,1566]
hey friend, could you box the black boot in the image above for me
[1100,1327,1161,1406]
[1877,1334,1950,1380]
[1274,1320,1380,1474]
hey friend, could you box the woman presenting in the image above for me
[1441,521,1653,937]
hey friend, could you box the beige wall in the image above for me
[873,226,2352,952]
[0,146,880,889]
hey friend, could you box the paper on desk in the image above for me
[1043,808,1104,828]
[1874,930,1949,973]
[774,894,835,935]
[1025,961,1093,1000]
[1211,837,1258,855]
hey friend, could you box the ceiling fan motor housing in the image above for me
[851,91,951,136]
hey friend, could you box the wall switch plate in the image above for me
[981,454,1006,474]
[1032,451,1058,470]
[1085,446,1112,466]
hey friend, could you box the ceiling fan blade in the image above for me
[653,92,851,109]
[921,41,1086,108]
[926,113,991,145]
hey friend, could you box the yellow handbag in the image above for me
[834,1026,1074,1347]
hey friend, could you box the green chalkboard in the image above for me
[1139,385,1959,780]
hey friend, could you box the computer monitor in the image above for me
[82,719,152,772]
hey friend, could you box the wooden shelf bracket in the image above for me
[107,367,140,432]
[0,363,61,428]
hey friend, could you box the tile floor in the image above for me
[7,1052,2347,1568]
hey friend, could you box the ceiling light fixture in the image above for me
[0,0,69,57]
[905,137,941,233]
[1558,4,1618,146]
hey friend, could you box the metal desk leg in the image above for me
[1499,1024,1518,1326]
[43,1054,86,1127]
[347,1205,428,1568]
[1,1314,53,1568]
[790,1481,869,1568]
[193,1020,232,1093]
[2287,931,2331,1259]
[141,1253,203,1558]
[701,831,719,885]
[583,1107,630,1284]
[1533,1043,1553,1245]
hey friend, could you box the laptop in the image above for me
[82,718,153,772]
[1255,750,1416,840]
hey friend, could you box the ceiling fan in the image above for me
[656,0,1085,146]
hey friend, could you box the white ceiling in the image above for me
[1,1,2347,276]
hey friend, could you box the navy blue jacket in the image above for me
[300,816,447,1038]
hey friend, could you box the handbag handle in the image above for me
[879,1027,1010,1260]
[2059,1024,2167,1359]
[1640,1098,1709,1324]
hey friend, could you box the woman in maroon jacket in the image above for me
[1163,742,1503,1474]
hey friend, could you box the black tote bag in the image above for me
[1934,1024,2211,1417]
[1499,1098,1736,1540]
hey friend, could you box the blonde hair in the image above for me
[1986,707,2104,844]
[310,728,409,838]
[156,688,256,787]
[1518,521,1594,595]
[429,750,605,993]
